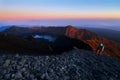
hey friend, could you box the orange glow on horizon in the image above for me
[0,11,120,21]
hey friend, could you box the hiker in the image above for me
[96,42,104,55]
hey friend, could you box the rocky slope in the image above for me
[0,49,120,80]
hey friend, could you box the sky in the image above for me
[0,0,120,30]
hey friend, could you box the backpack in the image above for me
[102,46,104,52]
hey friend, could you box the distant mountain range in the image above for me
[84,27,120,43]
[0,26,11,31]
[1,25,120,58]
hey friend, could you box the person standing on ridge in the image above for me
[96,42,104,55]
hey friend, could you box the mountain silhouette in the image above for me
[0,33,52,54]
[0,32,92,55]
[2,25,120,58]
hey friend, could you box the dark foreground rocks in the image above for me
[0,50,120,80]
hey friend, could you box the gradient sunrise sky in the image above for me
[0,0,120,20]
[0,0,120,29]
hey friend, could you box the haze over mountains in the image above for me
[0,19,120,31]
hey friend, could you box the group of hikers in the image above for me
[96,42,104,55]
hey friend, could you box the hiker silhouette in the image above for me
[96,42,104,55]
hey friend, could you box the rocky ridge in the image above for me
[2,25,120,58]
